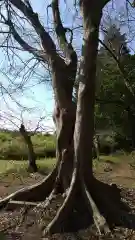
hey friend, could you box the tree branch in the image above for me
[6,19,46,61]
[8,0,60,62]
[0,8,47,62]
[51,0,77,65]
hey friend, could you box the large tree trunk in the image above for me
[44,1,130,234]
[42,1,128,235]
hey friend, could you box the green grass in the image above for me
[99,155,122,164]
[93,152,135,167]
[0,158,56,178]
[0,152,135,177]
[0,131,56,160]
[93,152,135,170]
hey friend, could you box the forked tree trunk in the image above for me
[0,0,130,236]
[19,124,38,172]
[44,1,128,234]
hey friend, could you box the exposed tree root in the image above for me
[44,175,111,235]
[6,191,57,211]
[45,168,78,235]
[0,166,57,209]
[35,189,57,209]
[0,165,132,236]
[84,178,135,232]
[81,179,110,235]
[43,176,132,236]
[6,200,38,210]
[89,178,131,224]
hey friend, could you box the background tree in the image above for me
[19,123,37,172]
[96,22,135,149]
[0,107,48,171]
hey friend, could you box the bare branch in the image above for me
[0,11,46,62]
[24,0,33,10]
[0,31,10,33]
[8,0,60,62]
[126,0,135,8]
[0,45,33,51]
[51,0,77,64]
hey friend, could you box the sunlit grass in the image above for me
[0,158,56,178]
[99,155,122,163]
[100,152,135,164]
[0,152,135,179]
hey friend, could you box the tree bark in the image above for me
[52,64,76,192]
[74,1,102,181]
[19,124,38,172]
[52,102,76,192]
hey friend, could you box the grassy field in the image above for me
[0,130,56,160]
[0,129,121,160]
[0,154,135,204]
[0,158,56,198]
[0,156,120,177]
[0,158,56,181]
[0,152,135,179]
[1,129,134,164]
[0,129,135,194]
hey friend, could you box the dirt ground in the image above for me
[0,161,135,240]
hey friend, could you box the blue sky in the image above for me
[0,0,134,132]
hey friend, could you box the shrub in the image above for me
[97,133,118,155]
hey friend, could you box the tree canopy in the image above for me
[96,22,135,149]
